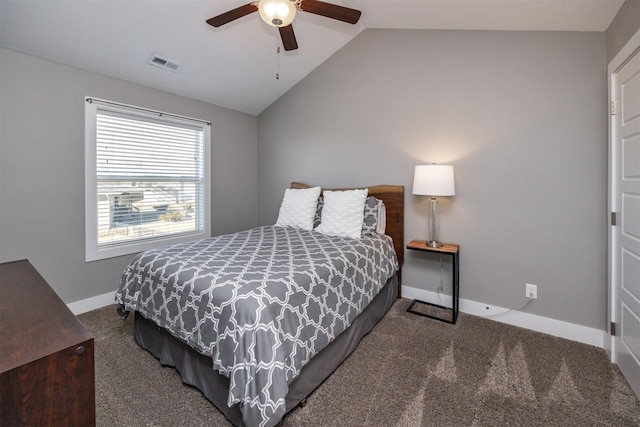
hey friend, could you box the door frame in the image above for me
[607,28,640,362]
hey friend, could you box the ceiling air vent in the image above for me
[148,54,182,73]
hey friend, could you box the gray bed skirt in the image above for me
[133,274,399,426]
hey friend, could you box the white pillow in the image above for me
[275,186,321,231]
[315,189,368,239]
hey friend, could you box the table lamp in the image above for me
[412,164,455,248]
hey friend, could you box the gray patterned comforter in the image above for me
[115,225,398,427]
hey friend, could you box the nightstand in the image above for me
[406,240,460,324]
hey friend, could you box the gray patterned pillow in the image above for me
[313,196,324,229]
[362,196,383,236]
[314,195,384,236]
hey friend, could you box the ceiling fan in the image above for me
[206,0,361,51]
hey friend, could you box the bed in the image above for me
[115,183,404,427]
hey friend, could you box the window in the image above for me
[85,97,210,261]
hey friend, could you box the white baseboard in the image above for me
[68,286,606,349]
[67,290,116,315]
[402,285,606,349]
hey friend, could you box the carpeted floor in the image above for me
[78,299,640,426]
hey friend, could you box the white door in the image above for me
[613,49,640,399]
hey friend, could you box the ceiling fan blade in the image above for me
[299,0,361,24]
[206,3,258,27]
[279,24,298,51]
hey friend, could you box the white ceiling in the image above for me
[0,0,625,115]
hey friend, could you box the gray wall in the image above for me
[606,0,640,63]
[0,48,258,304]
[257,29,607,330]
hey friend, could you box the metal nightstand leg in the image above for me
[407,299,456,324]
[406,249,459,324]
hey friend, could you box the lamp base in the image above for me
[427,240,443,248]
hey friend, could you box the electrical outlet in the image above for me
[526,283,537,299]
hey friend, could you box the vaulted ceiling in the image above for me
[0,0,624,115]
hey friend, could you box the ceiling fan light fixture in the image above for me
[258,0,296,27]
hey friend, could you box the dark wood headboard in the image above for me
[290,182,404,292]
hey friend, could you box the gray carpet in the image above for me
[78,299,640,426]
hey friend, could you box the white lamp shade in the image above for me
[258,0,296,27]
[412,165,456,196]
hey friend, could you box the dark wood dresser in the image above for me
[0,260,95,426]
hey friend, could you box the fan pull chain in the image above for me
[276,45,281,80]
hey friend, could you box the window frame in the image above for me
[84,97,211,262]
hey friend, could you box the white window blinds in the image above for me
[85,98,211,261]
